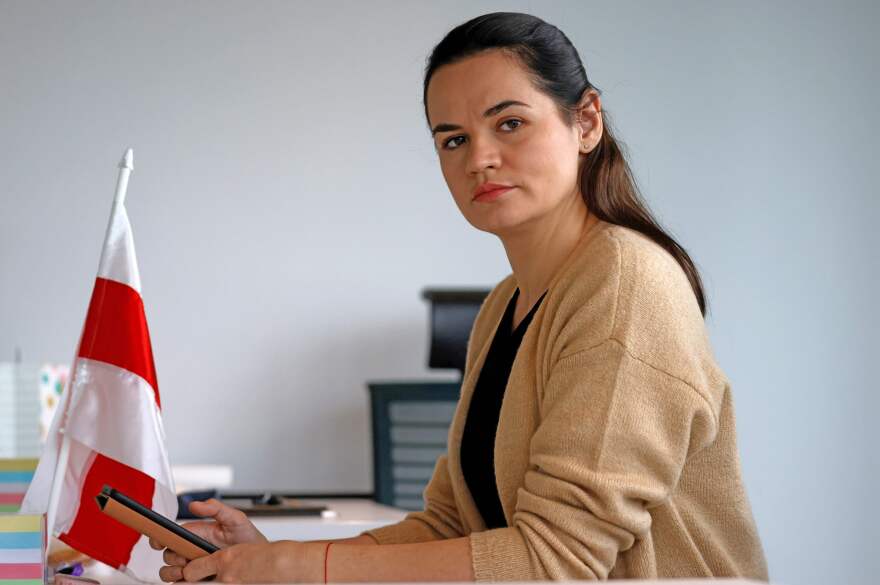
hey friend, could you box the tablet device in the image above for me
[95,485,219,560]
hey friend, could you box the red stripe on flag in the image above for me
[59,454,156,570]
[77,277,160,408]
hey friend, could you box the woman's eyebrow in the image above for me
[431,100,531,136]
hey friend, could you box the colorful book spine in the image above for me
[0,514,45,585]
[0,460,38,514]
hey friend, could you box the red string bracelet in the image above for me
[324,542,333,584]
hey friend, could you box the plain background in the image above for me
[1,2,877,584]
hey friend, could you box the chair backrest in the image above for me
[421,289,489,375]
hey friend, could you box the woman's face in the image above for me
[425,49,600,236]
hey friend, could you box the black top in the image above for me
[460,288,546,529]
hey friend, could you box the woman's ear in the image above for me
[575,89,603,154]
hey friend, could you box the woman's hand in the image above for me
[150,498,269,580]
[151,498,267,551]
[159,541,320,583]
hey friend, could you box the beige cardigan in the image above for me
[365,221,768,581]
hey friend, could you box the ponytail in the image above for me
[581,110,707,316]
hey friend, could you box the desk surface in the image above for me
[80,498,407,584]
[250,498,408,541]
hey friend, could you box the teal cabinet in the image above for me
[367,382,460,510]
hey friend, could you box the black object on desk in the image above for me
[176,490,328,519]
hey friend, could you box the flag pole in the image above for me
[45,148,136,544]
[113,148,134,206]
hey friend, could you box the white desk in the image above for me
[80,498,407,584]
[251,498,408,541]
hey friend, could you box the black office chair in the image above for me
[367,288,489,509]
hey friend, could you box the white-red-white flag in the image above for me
[21,151,176,579]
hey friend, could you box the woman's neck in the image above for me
[500,196,597,310]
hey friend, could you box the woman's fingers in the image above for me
[158,565,183,583]
[181,554,218,582]
[148,536,163,550]
[163,548,187,567]
[187,498,220,518]
[178,520,216,540]
[189,498,248,526]
[186,498,267,546]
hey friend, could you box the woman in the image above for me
[156,12,768,582]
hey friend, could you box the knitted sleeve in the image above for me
[363,454,464,544]
[469,340,719,580]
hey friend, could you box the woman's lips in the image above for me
[473,186,514,202]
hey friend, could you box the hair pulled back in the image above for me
[424,12,708,316]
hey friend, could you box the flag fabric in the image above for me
[20,190,176,579]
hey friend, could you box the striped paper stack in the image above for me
[0,514,45,585]
[0,460,37,514]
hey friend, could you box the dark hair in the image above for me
[423,12,708,317]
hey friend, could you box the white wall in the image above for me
[1,2,876,584]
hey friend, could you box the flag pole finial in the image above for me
[112,148,135,207]
[119,148,134,171]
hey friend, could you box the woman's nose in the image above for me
[465,134,502,175]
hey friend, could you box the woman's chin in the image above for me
[468,212,534,237]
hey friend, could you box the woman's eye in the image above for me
[500,118,523,131]
[442,136,466,150]
[440,121,521,150]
